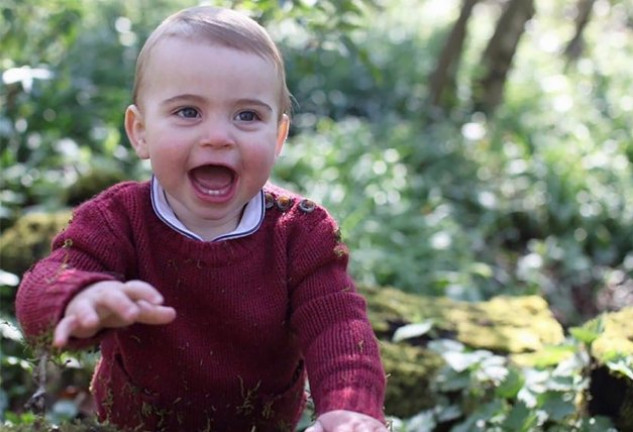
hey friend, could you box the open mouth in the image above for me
[189,165,236,197]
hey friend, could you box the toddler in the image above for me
[16,6,386,432]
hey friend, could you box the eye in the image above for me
[235,111,259,122]
[176,107,200,119]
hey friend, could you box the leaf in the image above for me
[443,350,492,373]
[436,404,462,422]
[427,339,464,354]
[477,354,508,383]
[605,356,633,380]
[496,367,525,399]
[578,415,617,431]
[392,320,434,343]
[0,269,20,287]
[436,368,471,392]
[502,401,538,432]
[404,410,436,432]
[569,318,604,344]
[449,400,505,432]
[539,392,576,421]
[0,319,23,342]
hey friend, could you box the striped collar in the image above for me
[150,176,264,242]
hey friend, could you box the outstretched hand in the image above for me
[306,410,387,432]
[53,279,176,348]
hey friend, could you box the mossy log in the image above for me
[359,285,566,417]
[360,285,633,425]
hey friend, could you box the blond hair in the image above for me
[132,6,292,117]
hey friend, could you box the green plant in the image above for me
[388,321,622,432]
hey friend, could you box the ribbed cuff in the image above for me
[315,386,385,423]
[17,267,117,348]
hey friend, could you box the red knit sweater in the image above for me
[16,181,385,432]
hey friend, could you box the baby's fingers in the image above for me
[122,280,165,305]
[135,300,177,325]
[96,288,142,324]
[53,315,78,348]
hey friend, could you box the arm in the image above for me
[286,206,386,425]
[15,186,172,349]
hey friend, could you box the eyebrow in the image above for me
[161,94,273,112]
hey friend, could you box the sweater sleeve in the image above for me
[286,205,386,422]
[15,187,137,349]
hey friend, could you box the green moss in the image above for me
[590,307,633,362]
[455,295,564,352]
[0,167,125,277]
[0,211,72,276]
[360,286,567,418]
[361,285,564,353]
[380,341,444,418]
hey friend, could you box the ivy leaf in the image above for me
[450,400,504,432]
[496,366,525,399]
[502,401,538,432]
[436,368,471,392]
[539,392,576,421]
[392,319,434,343]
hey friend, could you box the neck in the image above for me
[165,196,244,242]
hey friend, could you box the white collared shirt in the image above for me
[150,176,264,242]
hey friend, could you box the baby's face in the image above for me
[127,37,288,239]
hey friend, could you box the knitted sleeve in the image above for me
[15,184,138,349]
[285,204,386,421]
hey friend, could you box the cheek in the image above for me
[146,136,188,171]
[247,143,278,171]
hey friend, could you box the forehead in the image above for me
[147,34,274,66]
[139,38,282,105]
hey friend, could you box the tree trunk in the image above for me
[427,0,480,111]
[472,0,536,114]
[564,0,596,64]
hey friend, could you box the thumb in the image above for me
[305,420,324,432]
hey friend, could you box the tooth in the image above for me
[201,186,227,196]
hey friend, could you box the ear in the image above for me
[275,114,289,157]
[125,104,149,159]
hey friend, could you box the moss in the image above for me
[455,295,564,352]
[359,285,567,418]
[0,166,125,277]
[380,341,444,418]
[361,285,564,353]
[0,211,72,276]
[589,307,633,362]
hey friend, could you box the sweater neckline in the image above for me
[149,176,265,242]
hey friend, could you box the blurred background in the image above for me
[1,0,632,429]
